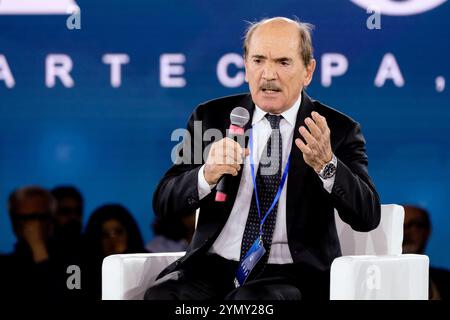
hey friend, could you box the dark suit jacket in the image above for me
[153,91,381,278]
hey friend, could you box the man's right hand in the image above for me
[22,220,50,263]
[204,137,250,185]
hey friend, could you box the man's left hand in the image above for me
[295,111,333,173]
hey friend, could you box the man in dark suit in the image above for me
[145,17,380,300]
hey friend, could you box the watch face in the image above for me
[322,163,336,179]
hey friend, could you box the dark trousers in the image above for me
[144,254,329,300]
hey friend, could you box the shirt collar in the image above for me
[252,91,302,127]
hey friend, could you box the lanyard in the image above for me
[249,127,290,238]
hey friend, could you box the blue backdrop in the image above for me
[1,0,449,268]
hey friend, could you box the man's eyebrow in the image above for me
[274,57,293,63]
[251,55,266,59]
[250,55,293,63]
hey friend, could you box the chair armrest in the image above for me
[335,204,405,255]
[330,254,429,300]
[102,252,185,300]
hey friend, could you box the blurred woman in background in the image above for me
[82,204,146,300]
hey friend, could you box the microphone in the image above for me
[215,107,250,202]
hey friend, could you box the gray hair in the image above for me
[243,17,314,67]
[8,186,56,216]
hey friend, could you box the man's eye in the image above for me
[253,59,262,64]
[280,61,290,66]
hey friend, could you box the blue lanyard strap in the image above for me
[249,128,291,237]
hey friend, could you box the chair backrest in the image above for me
[334,204,404,256]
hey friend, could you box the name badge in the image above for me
[234,237,266,287]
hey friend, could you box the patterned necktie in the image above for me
[239,114,283,267]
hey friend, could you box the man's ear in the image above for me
[303,59,316,87]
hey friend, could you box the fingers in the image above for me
[311,111,329,134]
[220,164,240,176]
[210,151,240,165]
[299,125,317,147]
[299,111,331,146]
[212,147,243,164]
[295,138,312,155]
[208,138,244,164]
[205,137,250,183]
[223,137,243,156]
[204,138,245,184]
[304,117,322,139]
[219,138,244,162]
[296,112,333,172]
[204,163,241,185]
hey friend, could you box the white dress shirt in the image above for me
[197,92,336,263]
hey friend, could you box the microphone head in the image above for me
[230,107,250,128]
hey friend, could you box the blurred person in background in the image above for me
[82,204,146,300]
[51,186,84,252]
[0,186,59,299]
[146,211,196,253]
[403,205,450,300]
[50,185,86,300]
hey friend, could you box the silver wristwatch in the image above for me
[318,154,337,179]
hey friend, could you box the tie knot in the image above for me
[265,114,282,129]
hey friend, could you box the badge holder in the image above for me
[234,237,266,287]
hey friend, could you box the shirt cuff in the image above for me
[197,164,216,200]
[319,175,335,193]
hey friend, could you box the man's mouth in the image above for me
[261,88,281,93]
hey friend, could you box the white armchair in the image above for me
[102,204,429,300]
[330,204,428,299]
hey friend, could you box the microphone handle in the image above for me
[215,176,228,202]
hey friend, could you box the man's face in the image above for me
[55,197,83,227]
[245,21,316,114]
[402,207,430,254]
[12,196,53,242]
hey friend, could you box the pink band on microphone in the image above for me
[215,191,227,202]
[229,125,244,135]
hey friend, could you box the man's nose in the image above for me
[262,63,277,81]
